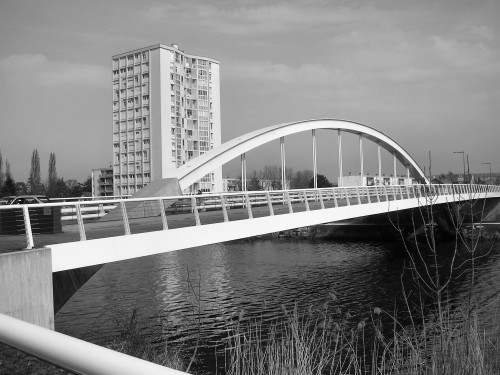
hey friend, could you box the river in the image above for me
[55,228,500,373]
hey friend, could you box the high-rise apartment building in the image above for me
[112,43,222,196]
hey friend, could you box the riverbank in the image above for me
[5,230,499,373]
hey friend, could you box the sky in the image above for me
[0,0,499,183]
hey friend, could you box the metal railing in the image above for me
[0,313,189,375]
[0,184,498,252]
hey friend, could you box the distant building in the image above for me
[223,178,240,192]
[339,175,414,187]
[112,43,222,196]
[91,167,114,197]
[222,178,291,192]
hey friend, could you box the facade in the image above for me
[222,178,291,192]
[339,175,414,186]
[112,43,222,196]
[91,167,114,197]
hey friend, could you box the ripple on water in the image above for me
[56,238,500,370]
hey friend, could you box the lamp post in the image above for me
[482,162,491,185]
[453,151,466,183]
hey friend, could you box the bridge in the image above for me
[1,119,500,374]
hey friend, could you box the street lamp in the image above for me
[482,162,491,185]
[453,151,466,183]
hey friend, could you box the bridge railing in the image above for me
[0,184,498,252]
[0,312,189,375]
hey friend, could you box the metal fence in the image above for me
[0,184,498,253]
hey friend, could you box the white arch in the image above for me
[171,119,428,190]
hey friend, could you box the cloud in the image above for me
[0,54,108,88]
[142,2,382,36]
[432,36,500,72]
[224,60,352,85]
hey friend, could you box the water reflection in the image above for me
[56,236,500,372]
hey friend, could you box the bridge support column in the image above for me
[393,152,397,181]
[241,153,247,191]
[280,136,286,189]
[377,143,382,180]
[312,129,317,189]
[359,135,364,183]
[0,248,54,330]
[338,130,343,187]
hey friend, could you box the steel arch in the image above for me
[171,119,428,189]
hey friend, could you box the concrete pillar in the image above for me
[0,248,54,329]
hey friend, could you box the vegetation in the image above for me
[28,149,42,194]
[225,301,498,375]
[0,148,92,198]
[223,183,500,375]
[308,173,334,188]
[236,165,337,190]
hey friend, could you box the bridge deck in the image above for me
[0,195,371,254]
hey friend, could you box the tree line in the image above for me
[238,165,335,191]
[0,149,92,198]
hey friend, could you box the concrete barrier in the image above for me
[0,248,54,329]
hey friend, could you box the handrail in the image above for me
[0,313,190,375]
[1,184,499,252]
[1,183,498,210]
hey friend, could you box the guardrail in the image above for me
[0,184,498,252]
[50,195,131,202]
[0,313,189,375]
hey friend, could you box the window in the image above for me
[144,173,150,178]
[143,139,150,145]
[142,95,149,100]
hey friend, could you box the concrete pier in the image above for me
[0,248,54,329]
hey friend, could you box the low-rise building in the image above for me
[339,175,414,187]
[91,167,114,197]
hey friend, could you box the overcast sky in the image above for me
[0,0,499,182]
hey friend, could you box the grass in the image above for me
[223,301,499,375]
[103,307,188,371]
